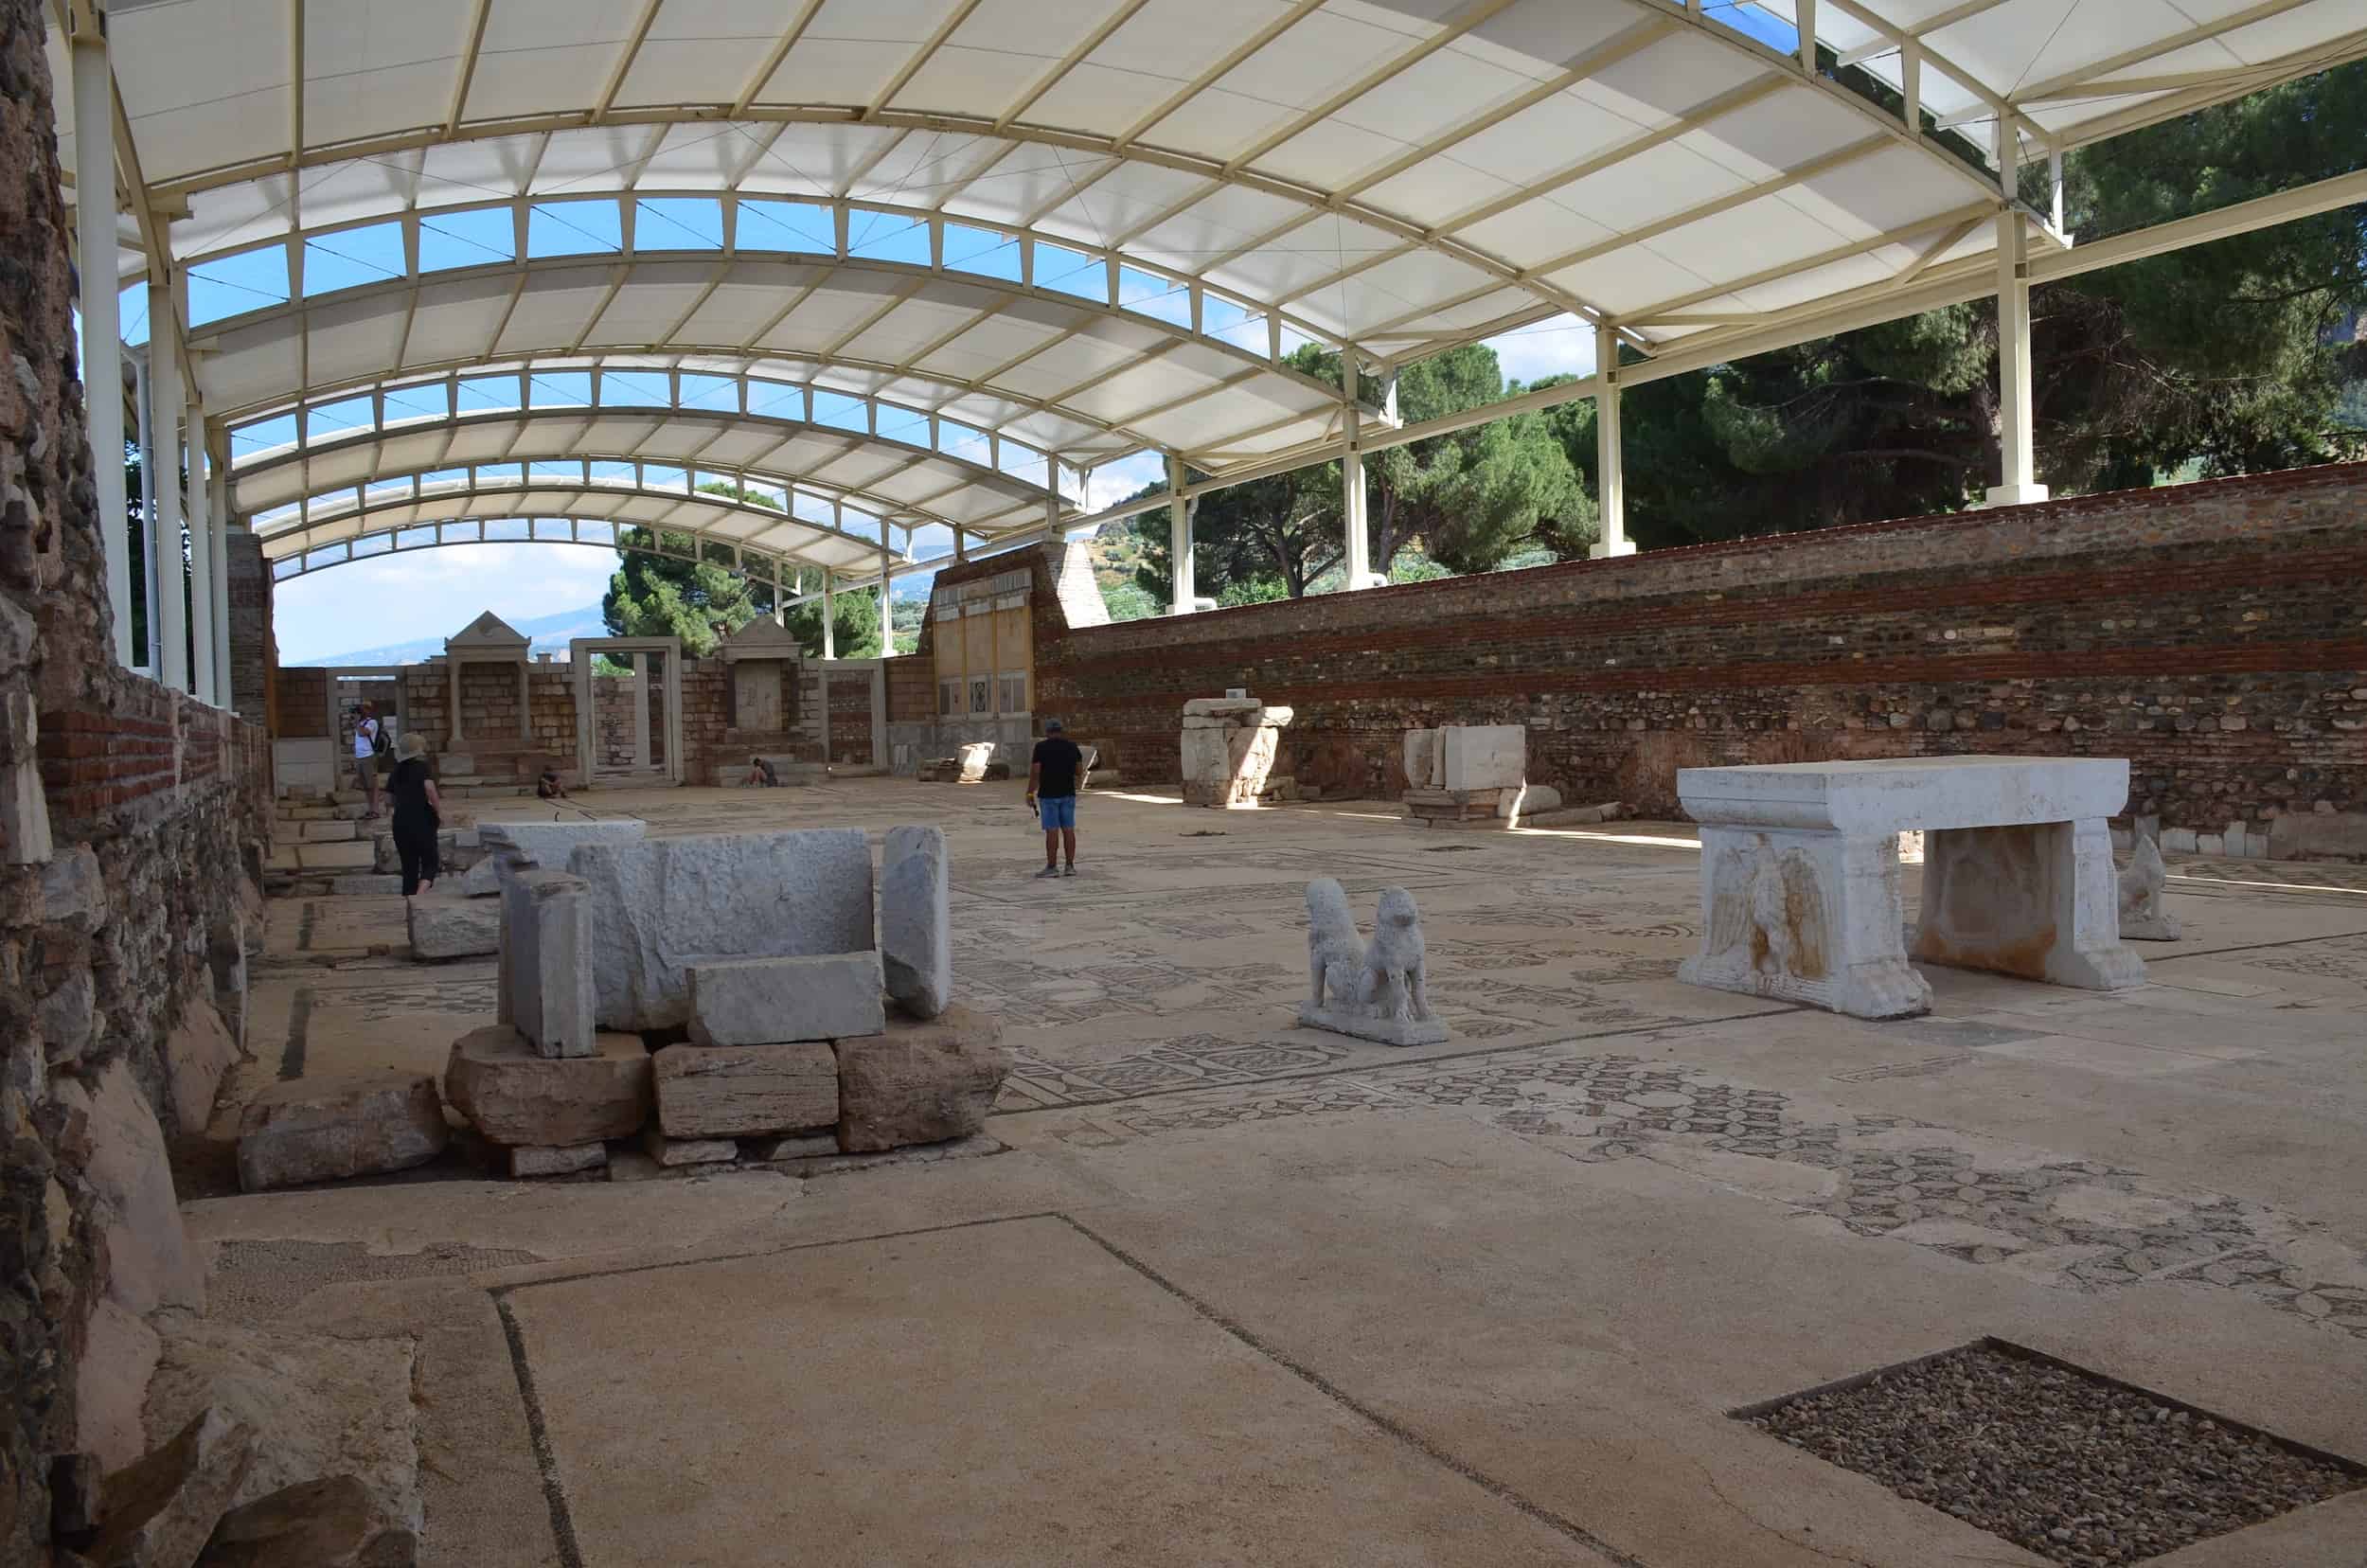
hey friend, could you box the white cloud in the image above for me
[274,543,621,662]
[1482,313,1597,388]
[1083,451,1167,512]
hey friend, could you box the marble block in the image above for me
[1438,725,1525,792]
[1677,757,2143,1021]
[498,865,598,1057]
[687,952,885,1045]
[568,829,875,1031]
[880,825,952,1019]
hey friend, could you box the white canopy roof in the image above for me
[53,0,2364,575]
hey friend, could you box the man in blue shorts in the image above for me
[1025,719,1084,880]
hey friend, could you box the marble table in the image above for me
[1675,757,2145,1020]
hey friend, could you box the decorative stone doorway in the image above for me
[571,636,684,787]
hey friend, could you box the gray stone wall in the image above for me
[0,1,272,1552]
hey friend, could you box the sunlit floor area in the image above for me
[201,780,2367,1568]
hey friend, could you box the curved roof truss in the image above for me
[64,0,2171,376]
[196,256,1348,476]
[249,450,1037,563]
[230,395,1065,537]
[258,471,959,584]
[263,510,867,590]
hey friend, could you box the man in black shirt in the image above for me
[1026,719,1084,879]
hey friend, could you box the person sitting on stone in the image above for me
[744,755,779,789]
[536,766,568,800]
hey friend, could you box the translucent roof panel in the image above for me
[50,0,2360,508]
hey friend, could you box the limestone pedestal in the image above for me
[1181,698,1295,808]
[1677,757,2145,1022]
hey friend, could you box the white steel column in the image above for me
[186,402,215,704]
[1590,323,1635,558]
[149,292,188,690]
[208,448,232,702]
[1340,360,1376,589]
[821,570,836,660]
[877,533,895,654]
[70,14,133,667]
[630,653,650,767]
[1985,210,2049,507]
[1166,453,1194,615]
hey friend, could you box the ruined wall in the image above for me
[1040,464,2367,835]
[223,529,270,726]
[0,1,273,1549]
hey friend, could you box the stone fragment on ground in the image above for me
[51,1060,205,1314]
[569,829,875,1029]
[655,1041,839,1138]
[444,1025,650,1147]
[879,825,951,1019]
[640,1127,739,1167]
[194,1474,416,1568]
[686,952,883,1045]
[834,1004,1009,1152]
[163,996,240,1140]
[405,894,499,960]
[507,1142,607,1178]
[235,1072,448,1192]
[88,1407,255,1568]
[144,1309,423,1538]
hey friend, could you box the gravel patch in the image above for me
[1746,1342,2363,1565]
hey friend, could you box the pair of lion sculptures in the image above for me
[1305,878,1433,1025]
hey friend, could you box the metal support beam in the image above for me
[187,401,215,704]
[71,19,133,667]
[150,289,188,688]
[1984,211,2047,508]
[821,569,836,659]
[1166,452,1193,615]
[878,533,895,654]
[1589,323,1632,558]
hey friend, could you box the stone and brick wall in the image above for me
[1040,464,2367,836]
[0,1,275,1548]
[224,529,271,726]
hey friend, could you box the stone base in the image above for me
[2120,911,2181,941]
[654,1040,839,1138]
[509,1142,608,1178]
[1913,821,2145,990]
[641,1127,738,1167]
[445,1025,651,1146]
[1296,1002,1449,1048]
[1681,826,1935,1021]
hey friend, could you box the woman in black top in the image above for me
[386,733,444,896]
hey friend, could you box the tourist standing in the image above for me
[1026,719,1084,879]
[352,701,386,819]
[387,733,444,896]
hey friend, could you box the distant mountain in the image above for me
[302,604,612,667]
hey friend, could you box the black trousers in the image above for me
[393,816,441,896]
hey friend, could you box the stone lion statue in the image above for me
[1361,886,1433,1023]
[1305,878,1364,1008]
[1304,879,1433,1025]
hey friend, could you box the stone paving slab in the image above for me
[504,1215,1619,1568]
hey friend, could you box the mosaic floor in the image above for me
[217,780,2367,1567]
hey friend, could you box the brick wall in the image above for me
[224,529,271,725]
[1039,463,2367,831]
[273,666,329,739]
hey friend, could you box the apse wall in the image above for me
[1038,462,2367,851]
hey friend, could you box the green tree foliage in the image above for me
[780,586,884,660]
[1548,62,2367,545]
[1124,341,1585,597]
[1099,579,1158,621]
[603,481,890,657]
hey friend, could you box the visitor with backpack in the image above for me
[353,701,388,820]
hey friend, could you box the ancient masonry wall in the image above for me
[223,528,271,726]
[1039,463,2367,836]
[1,0,274,1548]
